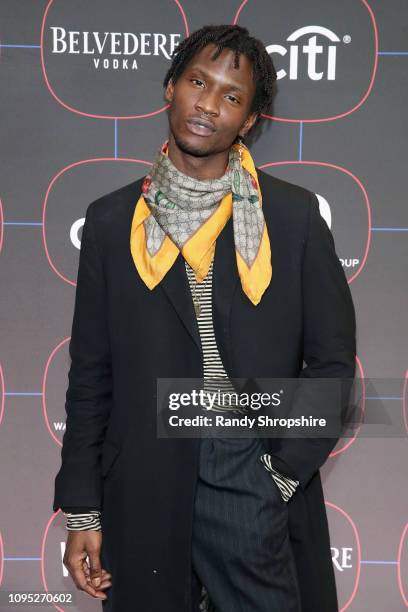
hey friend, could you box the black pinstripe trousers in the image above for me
[191,435,302,612]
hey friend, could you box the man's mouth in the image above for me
[186,118,216,137]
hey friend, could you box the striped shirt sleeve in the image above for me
[259,453,300,502]
[62,510,102,531]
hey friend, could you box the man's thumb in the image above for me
[89,553,102,587]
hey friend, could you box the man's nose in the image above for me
[195,91,219,116]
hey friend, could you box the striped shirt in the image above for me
[184,257,299,503]
[63,253,299,531]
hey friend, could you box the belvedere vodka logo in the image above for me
[266,25,350,81]
[41,0,188,116]
[49,27,181,70]
[331,546,353,571]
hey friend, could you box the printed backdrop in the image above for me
[0,1,407,610]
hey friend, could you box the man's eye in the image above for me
[191,79,204,87]
[226,95,239,104]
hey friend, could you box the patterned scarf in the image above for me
[130,139,272,305]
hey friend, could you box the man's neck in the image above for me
[167,134,230,180]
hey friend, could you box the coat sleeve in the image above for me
[267,191,357,490]
[52,202,112,511]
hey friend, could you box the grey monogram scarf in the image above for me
[141,140,266,273]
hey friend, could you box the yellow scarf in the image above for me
[130,140,272,305]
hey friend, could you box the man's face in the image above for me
[164,43,258,158]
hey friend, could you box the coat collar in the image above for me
[159,212,240,365]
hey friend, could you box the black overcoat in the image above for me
[53,168,357,612]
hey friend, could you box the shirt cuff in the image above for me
[62,510,102,531]
[259,453,300,502]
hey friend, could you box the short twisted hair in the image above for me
[163,24,277,124]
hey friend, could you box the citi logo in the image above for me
[266,25,351,81]
[70,218,84,249]
[49,27,181,70]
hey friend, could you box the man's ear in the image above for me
[164,78,174,104]
[239,111,259,138]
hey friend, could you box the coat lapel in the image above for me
[159,214,240,372]
[212,213,240,375]
[159,248,201,353]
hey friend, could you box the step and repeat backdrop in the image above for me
[0,1,407,610]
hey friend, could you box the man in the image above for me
[53,24,356,612]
